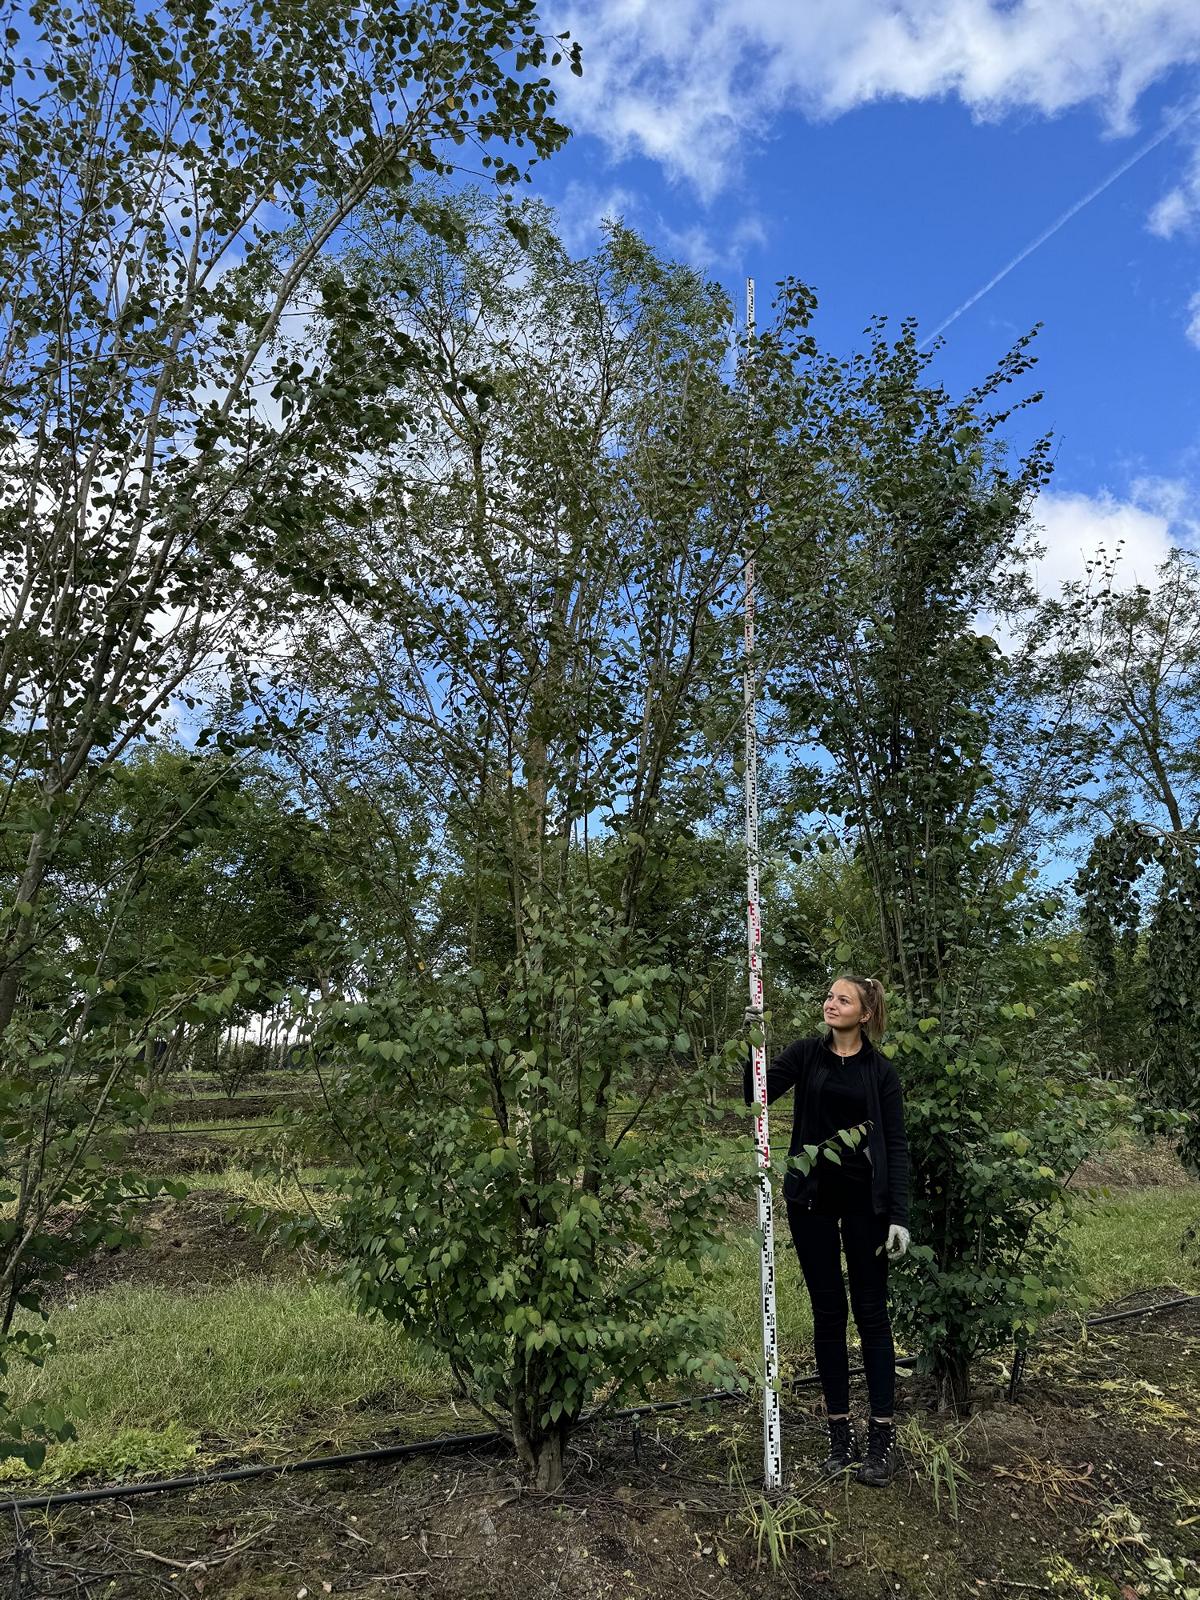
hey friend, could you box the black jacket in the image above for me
[743,1034,911,1226]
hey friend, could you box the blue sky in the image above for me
[533,1,1200,594]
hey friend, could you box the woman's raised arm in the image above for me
[743,1035,811,1109]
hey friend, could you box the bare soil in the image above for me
[151,1091,312,1127]
[45,1191,285,1304]
[1068,1134,1196,1191]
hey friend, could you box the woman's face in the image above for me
[823,979,865,1030]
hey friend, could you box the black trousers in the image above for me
[785,1185,896,1419]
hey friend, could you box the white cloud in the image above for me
[1144,141,1200,347]
[1148,141,1200,236]
[987,483,1195,655]
[551,178,766,274]
[1149,187,1196,236]
[557,1,1200,196]
[1128,473,1200,537]
[1029,485,1183,595]
[553,179,640,256]
[656,212,767,276]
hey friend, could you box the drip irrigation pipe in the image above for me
[0,1394,747,1515]
[1076,1292,1199,1328]
[152,1112,666,1138]
[2,1428,507,1515]
[784,1353,919,1393]
[5,1294,1196,1517]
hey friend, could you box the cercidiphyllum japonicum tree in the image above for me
[762,318,1134,1409]
[254,206,832,1489]
[1078,824,1200,1170]
[1035,550,1200,1138]
[50,746,334,1088]
[0,0,574,1464]
[315,913,745,1494]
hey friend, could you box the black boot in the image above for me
[855,1417,899,1487]
[819,1415,861,1476]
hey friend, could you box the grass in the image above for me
[2,1279,448,1484]
[718,1231,816,1369]
[726,1438,834,1570]
[182,1164,346,1214]
[1062,1187,1199,1308]
[144,1116,290,1134]
[737,1489,834,1570]
[151,1072,322,1094]
[176,1165,351,1232]
[713,1185,1199,1371]
[897,1415,974,1521]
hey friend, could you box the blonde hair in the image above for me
[837,973,888,1043]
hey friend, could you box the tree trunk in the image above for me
[0,822,52,1036]
[511,1384,569,1491]
[932,1346,972,1413]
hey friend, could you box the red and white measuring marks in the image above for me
[742,277,783,1494]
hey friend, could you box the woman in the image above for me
[745,974,910,1486]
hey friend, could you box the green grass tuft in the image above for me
[0,1421,198,1486]
[1063,1187,1200,1308]
[4,1279,448,1482]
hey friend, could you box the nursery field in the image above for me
[9,14,1200,1595]
[4,1077,1199,1600]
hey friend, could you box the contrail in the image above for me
[922,100,1200,347]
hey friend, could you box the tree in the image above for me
[0,0,573,1465]
[0,0,573,1027]
[1047,550,1200,837]
[254,200,824,1487]
[1077,827,1200,1168]
[56,746,332,1083]
[764,318,1127,1407]
[1036,552,1200,1157]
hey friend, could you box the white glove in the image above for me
[886,1224,910,1260]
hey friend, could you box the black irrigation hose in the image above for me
[152,1112,637,1137]
[1077,1292,1200,1328]
[0,1394,747,1516]
[785,1352,919,1393]
[1005,1294,1200,1401]
[2,1428,507,1514]
[5,1295,1198,1517]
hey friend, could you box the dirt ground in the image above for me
[1068,1136,1196,1192]
[134,1133,265,1177]
[8,1295,1199,1600]
[44,1191,285,1303]
[150,1092,311,1128]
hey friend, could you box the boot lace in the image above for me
[865,1418,895,1464]
[827,1416,852,1446]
